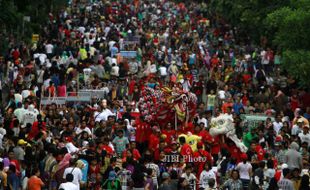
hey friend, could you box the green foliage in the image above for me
[208,0,291,42]
[282,50,310,88]
[266,7,310,50]
[209,0,310,87]
[0,0,67,54]
[0,0,22,31]
[265,1,310,87]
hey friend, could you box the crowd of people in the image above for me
[0,0,310,189]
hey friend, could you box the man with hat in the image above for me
[291,117,304,136]
[13,139,27,161]
[158,172,173,190]
[166,140,180,159]
[273,136,287,165]
[298,123,310,147]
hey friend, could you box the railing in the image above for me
[120,51,137,58]
[40,90,108,105]
[124,35,140,45]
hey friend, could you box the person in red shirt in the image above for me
[27,115,46,141]
[166,141,180,156]
[184,121,195,134]
[225,140,242,163]
[100,137,114,157]
[290,94,300,112]
[210,135,222,163]
[255,143,266,161]
[88,157,101,189]
[210,54,219,69]
[193,142,213,178]
[194,123,213,145]
[135,118,152,153]
[8,150,21,176]
[47,81,56,98]
[57,82,67,97]
[222,98,234,114]
[11,48,20,61]
[179,136,193,163]
[148,126,161,153]
[154,141,171,162]
[27,167,44,190]
[242,72,252,85]
[162,122,177,144]
[122,141,141,161]
[128,77,136,101]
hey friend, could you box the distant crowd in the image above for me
[0,0,309,190]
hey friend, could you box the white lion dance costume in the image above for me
[209,114,248,153]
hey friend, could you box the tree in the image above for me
[208,0,290,43]
[0,0,67,54]
[266,1,310,87]
[208,0,310,87]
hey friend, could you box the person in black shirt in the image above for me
[206,76,217,94]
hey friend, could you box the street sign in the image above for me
[120,51,137,58]
[32,34,39,43]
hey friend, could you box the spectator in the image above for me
[277,168,294,190]
[285,142,303,170]
[63,158,82,189]
[299,174,310,190]
[199,162,217,190]
[27,167,44,190]
[222,169,243,190]
[236,153,252,189]
[59,173,78,190]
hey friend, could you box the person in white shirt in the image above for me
[45,42,54,59]
[218,89,226,101]
[150,63,157,74]
[78,26,86,34]
[45,43,53,54]
[197,112,208,128]
[14,103,27,123]
[199,163,217,189]
[63,159,82,190]
[83,67,92,82]
[273,115,283,135]
[181,78,191,93]
[181,166,197,190]
[291,119,303,136]
[59,173,79,190]
[21,89,31,99]
[111,63,120,77]
[159,65,168,77]
[65,137,79,154]
[75,120,92,136]
[236,157,252,189]
[298,125,310,147]
[21,105,37,127]
[129,61,138,75]
[168,62,179,76]
[95,99,115,122]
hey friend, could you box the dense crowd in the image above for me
[0,0,310,190]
